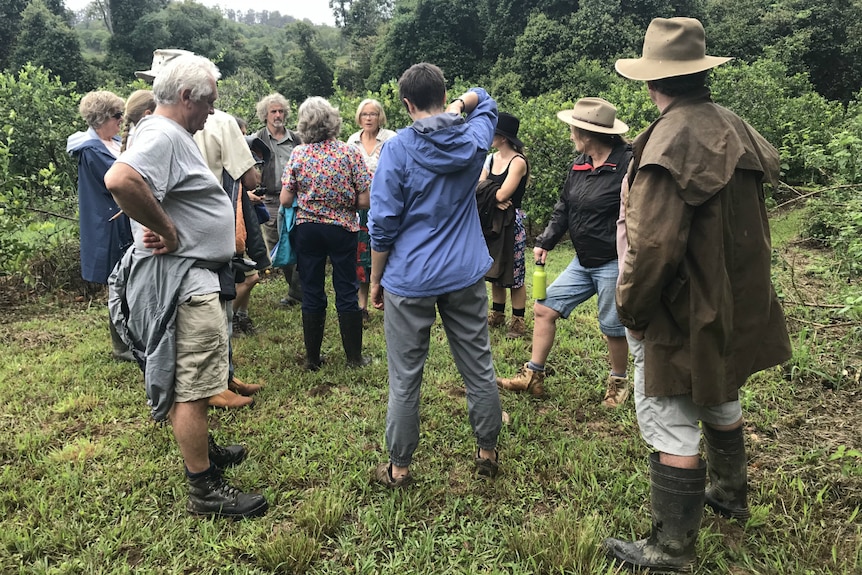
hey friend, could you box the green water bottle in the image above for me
[532,261,547,300]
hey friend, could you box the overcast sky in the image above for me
[64,0,336,26]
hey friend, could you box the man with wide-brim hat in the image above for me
[496,96,633,407]
[603,17,791,573]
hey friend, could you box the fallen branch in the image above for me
[29,208,76,222]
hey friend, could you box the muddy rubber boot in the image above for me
[109,320,134,362]
[703,424,750,520]
[302,312,326,371]
[602,453,706,573]
[339,311,370,367]
[186,465,268,519]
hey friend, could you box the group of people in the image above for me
[68,16,791,573]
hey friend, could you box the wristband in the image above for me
[453,98,466,113]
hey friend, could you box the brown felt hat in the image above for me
[556,98,628,135]
[615,17,732,81]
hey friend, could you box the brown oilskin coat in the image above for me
[616,88,792,406]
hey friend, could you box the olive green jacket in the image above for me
[617,88,792,406]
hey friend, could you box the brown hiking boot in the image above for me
[602,374,630,408]
[208,389,253,409]
[228,376,262,396]
[496,363,544,397]
[505,316,526,339]
[488,310,506,328]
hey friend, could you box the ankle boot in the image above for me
[302,312,326,371]
[488,310,506,328]
[228,376,262,396]
[496,363,544,397]
[207,389,253,409]
[603,453,706,572]
[186,465,268,519]
[338,311,370,367]
[703,425,750,520]
[208,434,246,469]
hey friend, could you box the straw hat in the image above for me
[495,112,523,148]
[556,98,628,135]
[135,49,195,81]
[615,17,732,81]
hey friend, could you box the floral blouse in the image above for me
[282,139,371,232]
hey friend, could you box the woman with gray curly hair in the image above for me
[280,96,372,370]
[66,90,134,360]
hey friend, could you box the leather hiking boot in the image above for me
[228,376,262,396]
[602,374,630,408]
[506,316,526,339]
[187,466,268,519]
[496,363,544,397]
[373,462,412,489]
[488,310,506,328]
[232,313,256,336]
[208,434,246,469]
[207,389,253,409]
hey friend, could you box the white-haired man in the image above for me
[105,54,268,519]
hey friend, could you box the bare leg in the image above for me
[358,282,370,310]
[234,273,260,313]
[491,284,507,307]
[530,302,561,365]
[659,452,702,469]
[607,335,629,375]
[170,399,210,473]
[510,285,526,310]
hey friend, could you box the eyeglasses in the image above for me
[112,111,124,120]
[359,112,379,118]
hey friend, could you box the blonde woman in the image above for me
[347,99,396,321]
[66,90,132,360]
[119,89,156,152]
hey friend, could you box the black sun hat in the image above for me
[495,112,523,148]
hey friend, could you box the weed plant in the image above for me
[0,238,860,574]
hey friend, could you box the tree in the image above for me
[0,0,28,70]
[369,0,487,86]
[10,0,94,89]
[278,22,334,102]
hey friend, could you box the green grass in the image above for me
[1,238,860,574]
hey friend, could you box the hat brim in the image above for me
[614,55,732,82]
[556,110,629,135]
[135,70,157,82]
[495,129,523,149]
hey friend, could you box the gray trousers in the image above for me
[383,279,502,467]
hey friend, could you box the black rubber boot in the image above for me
[338,311,370,367]
[109,320,134,362]
[208,434,246,469]
[285,265,303,302]
[602,453,706,573]
[703,425,750,520]
[186,465,268,519]
[302,312,326,371]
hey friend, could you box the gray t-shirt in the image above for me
[117,115,235,295]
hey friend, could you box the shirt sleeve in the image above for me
[368,141,405,252]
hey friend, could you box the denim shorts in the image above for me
[540,256,625,337]
[627,332,743,456]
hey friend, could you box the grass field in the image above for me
[1,221,860,574]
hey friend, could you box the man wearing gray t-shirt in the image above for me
[105,53,268,519]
